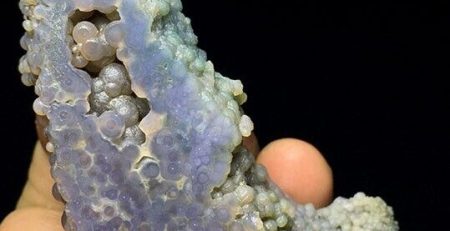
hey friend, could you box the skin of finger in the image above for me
[0,208,63,231]
[15,142,63,211]
[242,132,260,155]
[257,138,334,208]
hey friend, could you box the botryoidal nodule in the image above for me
[18,0,399,230]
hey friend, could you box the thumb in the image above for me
[0,143,64,231]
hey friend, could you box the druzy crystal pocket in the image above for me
[18,0,398,230]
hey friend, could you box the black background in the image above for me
[1,0,449,230]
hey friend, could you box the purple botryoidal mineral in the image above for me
[18,0,398,230]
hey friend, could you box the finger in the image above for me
[257,138,333,208]
[0,207,63,231]
[242,132,260,155]
[15,142,64,211]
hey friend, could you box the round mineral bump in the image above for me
[90,91,111,113]
[104,21,124,48]
[234,185,255,205]
[276,214,288,227]
[98,111,125,139]
[81,38,106,61]
[138,223,151,231]
[32,99,47,116]
[106,216,123,229]
[197,172,209,184]
[45,142,54,153]
[167,162,180,175]
[92,78,105,93]
[100,63,129,85]
[61,211,77,230]
[73,21,98,44]
[105,82,122,97]
[72,54,88,68]
[109,96,139,126]
[124,125,146,144]
[161,162,182,180]
[52,183,64,202]
[78,153,92,169]
[103,188,119,200]
[103,206,115,217]
[264,220,278,231]
[20,73,37,86]
[141,161,160,178]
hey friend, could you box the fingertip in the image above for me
[257,138,333,208]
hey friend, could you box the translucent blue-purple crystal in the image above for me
[19,0,398,230]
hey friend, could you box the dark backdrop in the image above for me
[1,0,449,230]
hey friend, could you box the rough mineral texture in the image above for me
[18,0,399,230]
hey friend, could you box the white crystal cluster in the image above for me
[318,193,398,231]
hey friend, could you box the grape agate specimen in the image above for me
[18,0,399,230]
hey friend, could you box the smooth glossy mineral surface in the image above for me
[19,0,398,230]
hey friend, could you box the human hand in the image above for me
[1,133,333,231]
